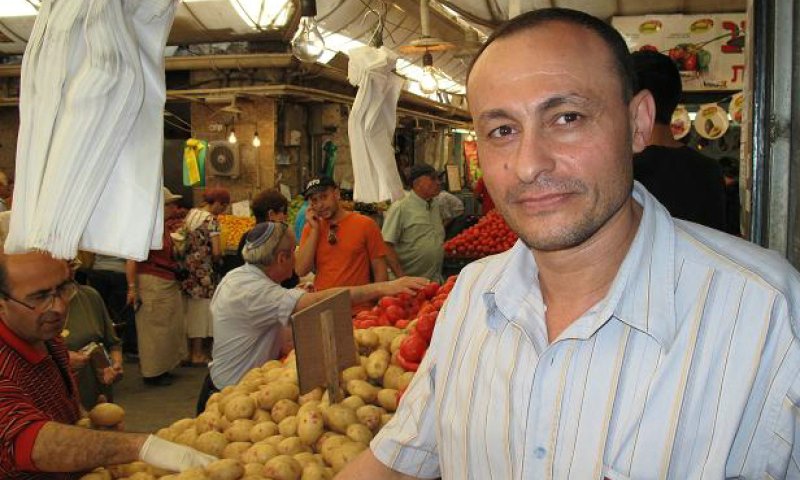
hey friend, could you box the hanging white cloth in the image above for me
[347,46,405,203]
[5,0,177,260]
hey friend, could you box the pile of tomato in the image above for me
[443,210,518,259]
[353,275,458,372]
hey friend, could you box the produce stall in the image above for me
[75,277,458,480]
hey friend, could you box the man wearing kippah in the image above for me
[198,222,427,413]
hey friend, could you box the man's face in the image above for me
[277,233,297,281]
[268,210,288,223]
[0,253,72,345]
[415,175,441,200]
[308,187,340,220]
[467,22,653,251]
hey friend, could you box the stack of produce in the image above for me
[443,210,517,259]
[287,196,305,229]
[218,215,256,252]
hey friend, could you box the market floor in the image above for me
[112,356,208,433]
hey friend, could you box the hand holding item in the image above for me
[139,434,218,472]
[68,351,90,370]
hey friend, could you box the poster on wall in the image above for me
[612,13,746,91]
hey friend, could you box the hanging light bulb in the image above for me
[228,128,237,144]
[252,130,261,147]
[419,51,438,94]
[291,0,325,63]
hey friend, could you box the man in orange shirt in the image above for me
[295,177,389,291]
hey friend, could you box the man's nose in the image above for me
[511,131,556,184]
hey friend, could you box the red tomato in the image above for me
[385,305,405,322]
[378,296,401,309]
[360,319,377,329]
[416,312,437,342]
[395,319,410,329]
[377,314,392,327]
[396,351,420,372]
[397,293,412,303]
[399,334,428,363]
[422,283,440,299]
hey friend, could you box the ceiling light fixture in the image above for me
[291,0,325,63]
[228,127,237,144]
[252,130,261,147]
[419,51,438,94]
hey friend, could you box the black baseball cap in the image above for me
[303,176,337,199]
[408,164,437,184]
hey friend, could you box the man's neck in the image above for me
[648,123,684,148]
[329,207,347,223]
[534,197,643,342]
[412,188,432,202]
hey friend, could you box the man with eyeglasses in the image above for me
[295,176,390,299]
[0,252,216,478]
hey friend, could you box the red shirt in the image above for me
[300,212,388,291]
[138,228,177,281]
[0,320,81,479]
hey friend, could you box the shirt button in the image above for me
[534,447,547,459]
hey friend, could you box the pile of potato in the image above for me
[85,325,415,480]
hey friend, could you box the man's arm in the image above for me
[124,260,137,306]
[294,211,320,277]
[293,277,428,313]
[384,244,405,278]
[371,256,389,283]
[334,450,421,480]
[31,423,147,472]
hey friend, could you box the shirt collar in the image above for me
[0,319,48,364]
[483,182,678,350]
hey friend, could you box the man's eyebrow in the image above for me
[26,279,70,298]
[476,109,514,124]
[538,93,592,112]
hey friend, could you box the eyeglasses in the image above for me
[327,223,339,245]
[0,280,79,312]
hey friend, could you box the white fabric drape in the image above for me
[6,0,177,260]
[347,46,405,203]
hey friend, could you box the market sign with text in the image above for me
[612,14,746,92]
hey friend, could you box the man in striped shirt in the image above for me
[337,7,800,480]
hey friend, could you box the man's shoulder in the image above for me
[675,221,800,331]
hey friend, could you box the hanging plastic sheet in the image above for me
[183,139,207,187]
[347,46,405,203]
[5,0,178,260]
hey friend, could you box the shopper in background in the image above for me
[234,189,289,266]
[180,187,229,366]
[382,164,445,282]
[0,251,216,478]
[126,187,186,386]
[199,222,427,412]
[632,50,727,231]
[339,8,800,479]
[295,176,389,293]
[84,254,137,359]
[64,283,123,410]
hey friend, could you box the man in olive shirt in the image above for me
[382,164,445,282]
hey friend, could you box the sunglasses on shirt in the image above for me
[328,223,339,245]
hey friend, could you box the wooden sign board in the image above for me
[446,164,462,192]
[291,290,357,401]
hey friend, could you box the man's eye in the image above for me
[555,112,581,125]
[29,293,50,302]
[488,125,515,138]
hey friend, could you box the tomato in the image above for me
[396,351,420,372]
[360,319,377,329]
[378,296,401,309]
[399,334,428,363]
[376,314,392,327]
[385,305,405,322]
[422,283,440,299]
[416,312,437,342]
[395,319,410,329]
[683,53,697,71]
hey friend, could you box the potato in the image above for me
[88,403,125,427]
[355,329,379,349]
[297,408,325,446]
[243,462,265,477]
[277,436,311,455]
[262,359,283,371]
[278,416,298,437]
[241,443,278,464]
[205,458,244,480]
[264,455,303,480]
[171,418,196,433]
[251,408,273,424]
[75,417,92,429]
[194,431,228,457]
[264,434,287,448]
[241,476,268,480]
[365,349,390,380]
[175,468,208,480]
[128,473,155,480]
[107,462,148,478]
[156,427,177,442]
[222,441,252,460]
[272,399,300,423]
[397,372,414,391]
[292,451,322,469]
[319,435,350,461]
[205,402,221,416]
[377,389,399,412]
[234,384,260,396]
[382,365,404,390]
[380,413,393,428]
[258,383,299,410]
[389,334,408,354]
[207,392,222,406]
[79,470,112,480]
[298,387,323,405]
[340,366,368,385]
[225,419,255,442]
[323,405,358,434]
[326,441,367,473]
[298,401,320,417]
[215,416,231,432]
[195,412,221,434]
[300,463,332,480]
[355,405,385,432]
[359,355,368,369]
[346,380,379,404]
[346,423,373,444]
[265,368,286,383]
[224,395,257,421]
[175,428,198,447]
[249,420,279,442]
[373,326,403,350]
[340,395,365,411]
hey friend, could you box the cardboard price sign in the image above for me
[291,290,358,402]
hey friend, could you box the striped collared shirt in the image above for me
[372,183,800,479]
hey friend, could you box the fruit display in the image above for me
[665,43,711,73]
[287,196,305,230]
[218,214,256,252]
[443,210,517,259]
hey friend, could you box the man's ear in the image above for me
[630,89,656,154]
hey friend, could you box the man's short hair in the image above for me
[242,222,291,266]
[467,7,637,103]
[251,190,289,223]
[631,50,682,125]
[202,187,231,205]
